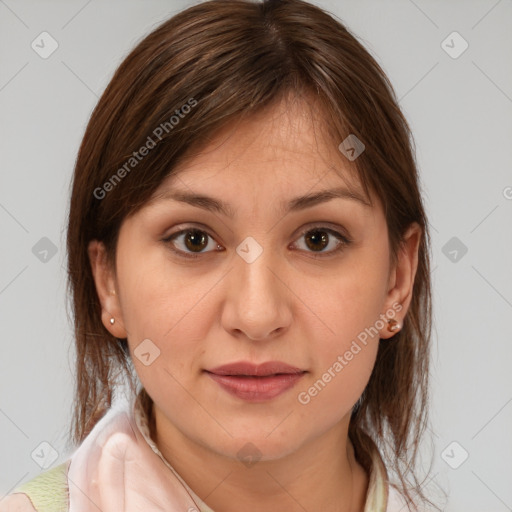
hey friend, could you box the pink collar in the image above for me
[67,392,204,511]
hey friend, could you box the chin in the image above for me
[205,430,305,464]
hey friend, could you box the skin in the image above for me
[88,94,421,512]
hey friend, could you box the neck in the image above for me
[151,404,369,512]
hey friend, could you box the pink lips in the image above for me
[205,361,306,402]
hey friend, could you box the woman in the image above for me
[2,0,439,510]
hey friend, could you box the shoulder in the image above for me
[0,460,70,512]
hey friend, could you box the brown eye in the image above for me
[164,228,220,259]
[304,229,329,252]
[182,229,209,252]
[163,224,352,260]
[293,226,352,257]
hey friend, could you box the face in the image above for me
[89,96,420,463]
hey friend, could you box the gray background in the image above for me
[1,0,511,510]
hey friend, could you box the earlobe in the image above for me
[87,240,128,339]
[380,223,422,340]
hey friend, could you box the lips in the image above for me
[207,361,305,377]
[204,361,306,402]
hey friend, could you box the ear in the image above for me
[87,239,128,339]
[379,222,422,339]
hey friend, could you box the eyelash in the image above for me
[162,224,353,260]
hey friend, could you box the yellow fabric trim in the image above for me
[363,438,389,511]
[12,460,70,512]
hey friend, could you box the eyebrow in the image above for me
[153,186,371,219]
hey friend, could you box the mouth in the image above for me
[204,361,307,402]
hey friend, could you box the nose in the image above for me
[221,240,293,342]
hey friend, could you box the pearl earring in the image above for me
[110,290,116,324]
[387,319,401,333]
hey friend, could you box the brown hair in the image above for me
[66,0,440,509]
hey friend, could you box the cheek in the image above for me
[114,239,236,421]
[296,329,379,425]
[117,243,214,340]
[318,256,389,343]
[115,252,210,382]
[295,251,388,419]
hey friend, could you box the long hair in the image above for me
[66,0,439,509]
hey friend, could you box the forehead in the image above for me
[150,96,370,207]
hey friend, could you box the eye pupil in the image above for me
[305,230,329,252]
[185,230,208,252]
